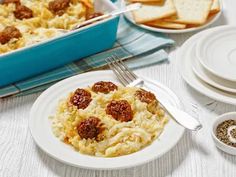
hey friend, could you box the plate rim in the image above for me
[177,28,236,105]
[29,70,185,170]
[122,0,222,34]
[196,25,236,82]
[191,48,236,94]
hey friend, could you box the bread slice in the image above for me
[210,0,220,14]
[185,12,219,28]
[132,0,176,24]
[145,20,186,29]
[164,0,213,25]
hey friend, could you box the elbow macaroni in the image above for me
[0,0,91,54]
[50,86,169,157]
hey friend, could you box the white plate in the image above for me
[29,70,185,170]
[196,26,236,82]
[123,0,222,34]
[177,29,236,105]
[192,46,236,93]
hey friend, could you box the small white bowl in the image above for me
[212,112,236,155]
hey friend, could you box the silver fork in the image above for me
[106,55,202,131]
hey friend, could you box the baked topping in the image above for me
[77,117,103,139]
[0,26,22,45]
[70,88,92,109]
[0,0,94,54]
[2,0,20,5]
[48,0,70,16]
[14,5,33,20]
[135,89,157,104]
[106,100,133,122]
[92,81,118,94]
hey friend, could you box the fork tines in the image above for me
[105,55,137,86]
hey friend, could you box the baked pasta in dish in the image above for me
[0,0,99,54]
[50,81,169,157]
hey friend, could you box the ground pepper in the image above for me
[216,119,236,148]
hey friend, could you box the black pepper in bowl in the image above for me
[216,119,236,148]
[230,128,236,139]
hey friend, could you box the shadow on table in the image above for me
[36,130,209,177]
[217,148,236,165]
[0,94,39,114]
[185,83,236,114]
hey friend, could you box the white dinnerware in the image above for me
[177,28,236,105]
[29,70,185,170]
[192,49,236,94]
[196,26,236,82]
[212,112,236,155]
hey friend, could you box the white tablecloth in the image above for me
[1,0,236,176]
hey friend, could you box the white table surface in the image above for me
[1,0,236,177]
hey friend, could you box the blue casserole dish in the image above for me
[0,0,119,87]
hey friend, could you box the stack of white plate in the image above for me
[177,26,236,105]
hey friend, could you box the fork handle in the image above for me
[156,98,202,131]
[139,86,202,131]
